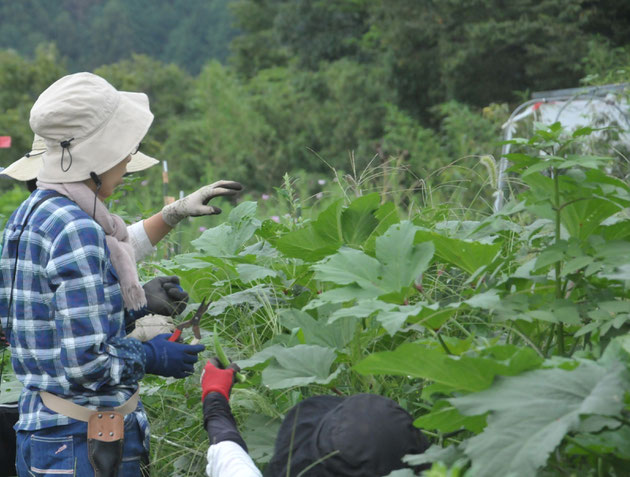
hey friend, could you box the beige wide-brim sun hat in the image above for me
[30,72,155,183]
[1,135,159,182]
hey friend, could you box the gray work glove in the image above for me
[143,276,189,316]
[161,181,243,227]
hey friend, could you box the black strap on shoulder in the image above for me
[1,191,63,338]
[0,191,63,392]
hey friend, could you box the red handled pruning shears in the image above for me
[168,297,210,345]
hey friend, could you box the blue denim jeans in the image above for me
[15,413,148,476]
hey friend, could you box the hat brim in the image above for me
[127,151,159,173]
[38,91,154,183]
[1,150,45,181]
[1,149,158,181]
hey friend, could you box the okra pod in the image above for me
[213,323,246,382]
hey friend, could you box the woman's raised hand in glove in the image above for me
[161,181,243,227]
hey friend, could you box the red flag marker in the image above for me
[0,136,11,148]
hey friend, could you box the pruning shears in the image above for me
[168,297,210,345]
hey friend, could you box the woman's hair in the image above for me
[26,180,37,193]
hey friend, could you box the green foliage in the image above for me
[261,344,340,389]
[452,360,629,477]
[355,341,542,393]
[273,1,371,70]
[191,201,260,257]
[0,350,21,404]
[154,123,630,475]
[162,61,275,193]
[413,230,501,276]
[0,44,66,173]
[231,0,630,118]
[133,123,625,475]
[0,0,236,73]
[0,185,29,223]
[274,194,397,260]
[311,221,434,303]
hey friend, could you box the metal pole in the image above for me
[162,161,175,258]
[495,84,630,212]
[175,190,184,255]
[494,98,541,212]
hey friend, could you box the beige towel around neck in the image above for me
[37,181,147,311]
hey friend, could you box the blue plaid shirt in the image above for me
[0,189,149,449]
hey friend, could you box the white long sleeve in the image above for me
[127,221,156,262]
[206,441,262,477]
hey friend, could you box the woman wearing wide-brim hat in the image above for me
[0,135,162,266]
[0,72,241,476]
[0,135,229,477]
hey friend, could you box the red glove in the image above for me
[201,359,238,402]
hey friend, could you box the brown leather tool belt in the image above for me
[40,390,139,477]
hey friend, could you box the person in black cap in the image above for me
[201,360,430,477]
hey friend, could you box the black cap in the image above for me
[266,394,429,477]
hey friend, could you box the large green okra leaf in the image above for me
[451,361,629,477]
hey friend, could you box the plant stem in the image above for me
[564,435,608,461]
[350,320,369,390]
[553,168,565,356]
[568,335,581,355]
[449,316,472,337]
[544,324,556,357]
[436,333,453,355]
[150,435,205,457]
[613,415,630,427]
[557,323,565,356]
[509,324,544,358]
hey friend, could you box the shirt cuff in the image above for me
[206,441,262,477]
[108,336,146,384]
[127,221,156,262]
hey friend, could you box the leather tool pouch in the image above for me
[87,411,125,477]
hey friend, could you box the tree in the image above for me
[229,0,290,78]
[365,0,596,117]
[274,0,371,70]
[0,44,67,191]
[164,0,237,73]
[0,0,236,73]
[95,54,193,145]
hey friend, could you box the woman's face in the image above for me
[97,155,131,199]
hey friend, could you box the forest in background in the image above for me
[0,0,236,72]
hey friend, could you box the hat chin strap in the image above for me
[89,172,102,219]
[60,138,75,172]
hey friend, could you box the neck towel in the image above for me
[37,181,147,311]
